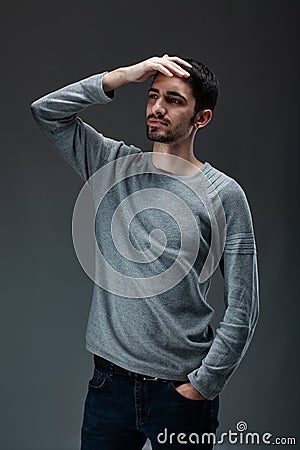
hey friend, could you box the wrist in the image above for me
[102,67,128,93]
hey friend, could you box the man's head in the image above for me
[146,57,219,144]
[177,58,219,115]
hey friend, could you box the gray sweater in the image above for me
[30,72,260,400]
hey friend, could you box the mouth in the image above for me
[148,119,168,126]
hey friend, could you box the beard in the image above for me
[147,126,173,143]
[146,114,196,143]
[146,124,191,143]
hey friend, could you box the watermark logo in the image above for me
[236,420,247,432]
[157,420,297,446]
[72,152,226,298]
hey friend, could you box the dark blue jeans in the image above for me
[80,363,220,449]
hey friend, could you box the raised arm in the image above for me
[30,72,121,181]
[102,54,191,91]
[30,55,192,181]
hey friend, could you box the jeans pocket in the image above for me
[88,366,110,390]
[169,381,207,403]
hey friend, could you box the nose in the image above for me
[151,98,167,116]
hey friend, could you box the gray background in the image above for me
[1,1,299,449]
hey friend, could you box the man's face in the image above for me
[146,73,197,143]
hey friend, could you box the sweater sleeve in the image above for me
[30,72,140,181]
[187,179,260,400]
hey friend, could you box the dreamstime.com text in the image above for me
[157,421,296,446]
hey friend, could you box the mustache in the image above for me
[147,114,169,126]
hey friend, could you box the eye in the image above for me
[148,93,158,99]
[169,98,180,104]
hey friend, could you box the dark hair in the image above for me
[153,57,219,114]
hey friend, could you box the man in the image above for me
[31,54,260,449]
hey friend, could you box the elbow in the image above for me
[30,97,48,121]
[30,100,41,120]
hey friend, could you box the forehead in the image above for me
[151,73,194,100]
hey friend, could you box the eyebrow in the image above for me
[148,87,187,103]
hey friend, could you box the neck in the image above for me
[151,137,204,175]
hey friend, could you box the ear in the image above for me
[194,109,213,129]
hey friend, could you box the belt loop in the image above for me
[108,362,114,376]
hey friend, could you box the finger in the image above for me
[155,56,191,77]
[153,63,174,77]
[165,55,193,68]
[162,60,191,77]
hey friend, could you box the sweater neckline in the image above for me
[148,155,211,180]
